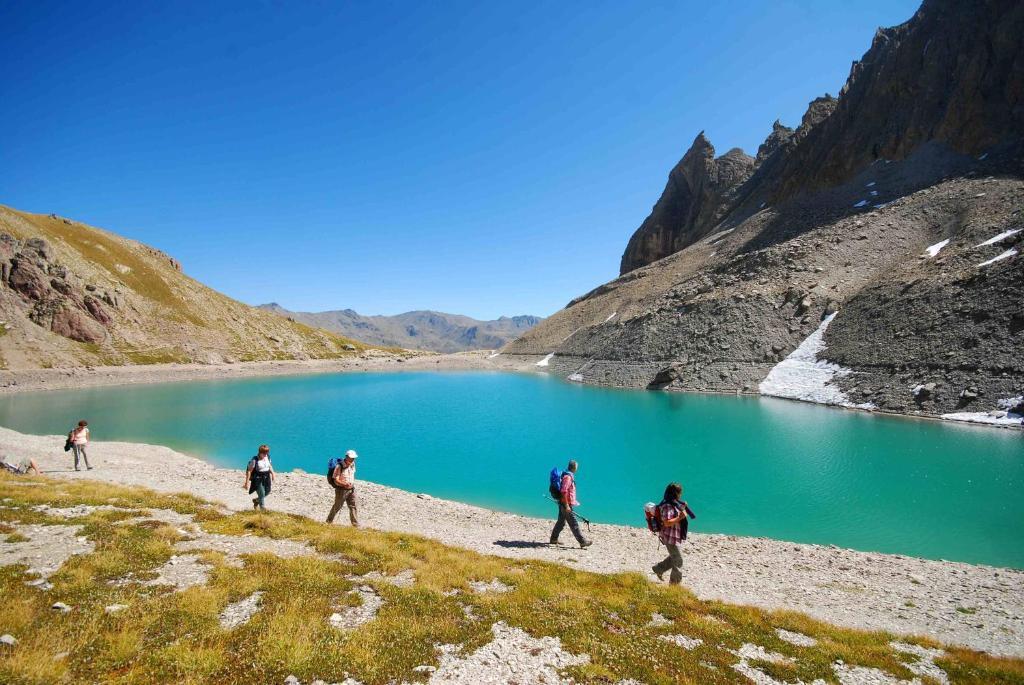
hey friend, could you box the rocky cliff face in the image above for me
[620,0,1024,276]
[619,134,755,274]
[0,206,366,369]
[506,0,1024,424]
[259,304,541,353]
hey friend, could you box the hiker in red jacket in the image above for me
[549,460,592,548]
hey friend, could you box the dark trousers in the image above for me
[550,502,585,545]
[327,486,358,526]
[653,542,683,584]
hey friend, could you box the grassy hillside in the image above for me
[0,205,371,369]
[1,475,1021,684]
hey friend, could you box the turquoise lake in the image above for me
[2,371,1022,568]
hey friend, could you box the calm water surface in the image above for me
[2,371,1021,567]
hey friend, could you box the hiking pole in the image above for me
[540,494,592,530]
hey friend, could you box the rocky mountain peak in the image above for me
[619,133,756,274]
[756,120,795,165]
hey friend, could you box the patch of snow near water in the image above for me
[924,239,950,257]
[942,397,1023,427]
[865,181,876,187]
[978,248,1017,267]
[567,373,583,382]
[759,314,874,409]
[535,353,553,367]
[852,200,868,208]
[486,351,500,359]
[976,228,1021,247]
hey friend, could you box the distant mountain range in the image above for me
[258,304,541,353]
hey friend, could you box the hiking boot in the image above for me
[252,498,259,510]
[580,539,593,549]
[651,565,664,581]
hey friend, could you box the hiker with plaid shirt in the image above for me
[651,482,692,585]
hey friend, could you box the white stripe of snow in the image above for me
[924,239,950,257]
[603,312,617,323]
[759,313,874,409]
[975,228,1021,247]
[486,352,501,359]
[535,353,553,367]
[978,249,1017,267]
[941,411,1023,427]
[567,373,583,382]
[978,153,988,161]
[853,200,868,208]
[865,181,876,187]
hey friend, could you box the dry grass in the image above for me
[1,474,1021,684]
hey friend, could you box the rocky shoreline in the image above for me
[1,425,1021,658]
[2,352,1020,433]
[0,350,534,394]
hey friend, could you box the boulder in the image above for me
[83,296,112,325]
[649,363,685,389]
[8,259,50,301]
[51,306,107,343]
[23,237,53,261]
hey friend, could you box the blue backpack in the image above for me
[327,456,343,484]
[549,467,565,499]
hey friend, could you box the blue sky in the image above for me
[1,1,919,319]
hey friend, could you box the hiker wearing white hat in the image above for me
[327,449,359,527]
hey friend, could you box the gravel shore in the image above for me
[0,351,533,394]
[1,425,1020,658]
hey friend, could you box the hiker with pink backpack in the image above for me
[646,482,696,585]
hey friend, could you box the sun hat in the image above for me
[345,450,358,459]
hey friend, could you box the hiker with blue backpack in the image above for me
[326,449,359,527]
[548,460,592,548]
[646,482,696,585]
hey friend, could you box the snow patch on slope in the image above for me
[924,239,950,257]
[759,313,874,409]
[978,249,1017,267]
[535,353,553,367]
[976,228,1021,247]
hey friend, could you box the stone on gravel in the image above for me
[144,554,211,591]
[51,602,71,613]
[891,641,949,684]
[658,634,703,650]
[0,523,94,579]
[426,622,588,683]
[219,591,264,629]
[647,612,672,627]
[468,578,511,594]
[329,586,383,631]
[776,628,818,647]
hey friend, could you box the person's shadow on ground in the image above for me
[493,540,553,549]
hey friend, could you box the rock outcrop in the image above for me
[506,0,1024,423]
[620,134,755,274]
[2,234,113,344]
[0,206,366,369]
